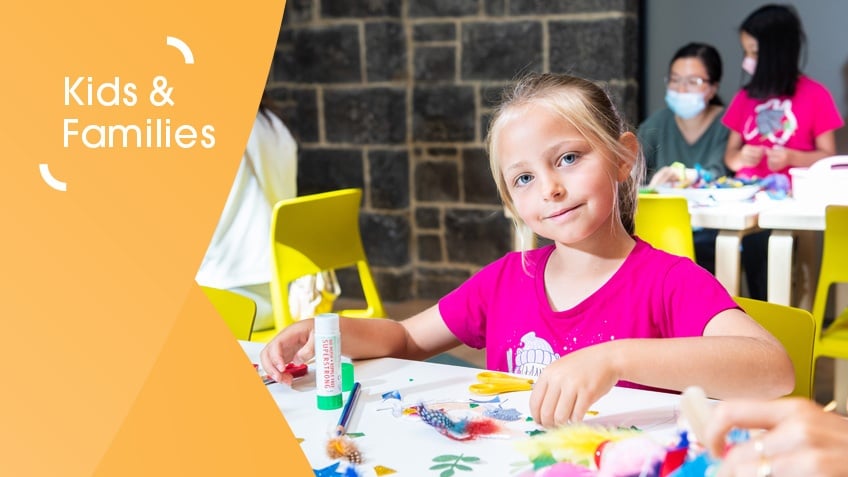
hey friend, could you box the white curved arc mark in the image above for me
[166,36,194,64]
[39,164,67,192]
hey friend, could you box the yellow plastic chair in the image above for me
[735,296,816,398]
[250,188,385,343]
[811,205,848,413]
[200,286,256,341]
[634,194,696,260]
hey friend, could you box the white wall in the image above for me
[643,0,848,151]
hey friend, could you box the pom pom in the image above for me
[597,435,665,477]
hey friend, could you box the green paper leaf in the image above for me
[433,455,460,462]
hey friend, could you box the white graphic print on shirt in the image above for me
[506,331,561,377]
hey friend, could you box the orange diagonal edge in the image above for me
[0,1,312,476]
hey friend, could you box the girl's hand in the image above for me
[528,344,621,427]
[739,145,765,167]
[764,146,790,171]
[705,398,848,477]
[259,319,315,383]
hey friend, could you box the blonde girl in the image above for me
[261,73,793,428]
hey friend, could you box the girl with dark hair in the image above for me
[723,4,843,179]
[722,4,843,301]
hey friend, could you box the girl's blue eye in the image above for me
[515,174,533,186]
[559,152,578,165]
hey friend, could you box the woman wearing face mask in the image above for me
[722,4,843,301]
[638,42,729,273]
[639,42,729,190]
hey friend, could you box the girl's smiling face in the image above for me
[496,103,624,246]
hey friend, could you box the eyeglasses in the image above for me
[665,76,711,90]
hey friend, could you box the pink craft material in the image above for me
[597,436,666,477]
[520,462,597,477]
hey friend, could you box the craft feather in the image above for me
[326,436,362,464]
[515,425,642,468]
[414,403,501,441]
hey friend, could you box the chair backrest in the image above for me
[634,194,695,260]
[200,286,256,341]
[735,296,816,398]
[268,188,385,334]
[811,205,848,344]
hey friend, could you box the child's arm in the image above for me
[529,308,794,427]
[724,131,764,172]
[763,130,836,171]
[260,305,460,382]
[610,308,794,397]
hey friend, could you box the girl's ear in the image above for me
[617,132,639,182]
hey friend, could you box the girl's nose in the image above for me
[542,176,565,200]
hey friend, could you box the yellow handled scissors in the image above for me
[468,371,534,395]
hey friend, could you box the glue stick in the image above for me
[314,313,342,410]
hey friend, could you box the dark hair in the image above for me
[670,42,724,106]
[740,4,805,98]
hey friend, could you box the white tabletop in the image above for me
[688,199,767,230]
[240,341,688,476]
[758,199,827,231]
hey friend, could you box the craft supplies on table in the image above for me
[241,341,699,477]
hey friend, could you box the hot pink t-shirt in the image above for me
[722,75,843,180]
[439,238,737,388]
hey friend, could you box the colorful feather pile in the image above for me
[515,424,643,469]
[413,403,503,441]
[514,424,727,477]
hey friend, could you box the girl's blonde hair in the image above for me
[486,73,644,240]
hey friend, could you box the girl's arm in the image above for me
[724,131,764,172]
[343,304,461,361]
[764,130,836,171]
[608,308,794,399]
[261,304,460,382]
[528,309,794,427]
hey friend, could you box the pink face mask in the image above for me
[742,57,757,75]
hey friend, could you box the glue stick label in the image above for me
[317,335,341,393]
[314,313,342,410]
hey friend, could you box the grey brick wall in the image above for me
[268,0,642,302]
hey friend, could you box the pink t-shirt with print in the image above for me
[722,75,843,180]
[439,238,737,389]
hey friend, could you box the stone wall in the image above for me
[268,0,641,301]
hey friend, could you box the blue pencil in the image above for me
[335,381,361,436]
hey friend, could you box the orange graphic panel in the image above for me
[0,1,312,475]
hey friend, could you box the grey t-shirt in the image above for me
[637,107,730,182]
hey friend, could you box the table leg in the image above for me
[767,231,795,306]
[794,230,823,311]
[715,231,743,296]
[835,359,848,415]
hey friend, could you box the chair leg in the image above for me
[835,358,848,415]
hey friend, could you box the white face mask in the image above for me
[742,57,757,75]
[665,89,706,119]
